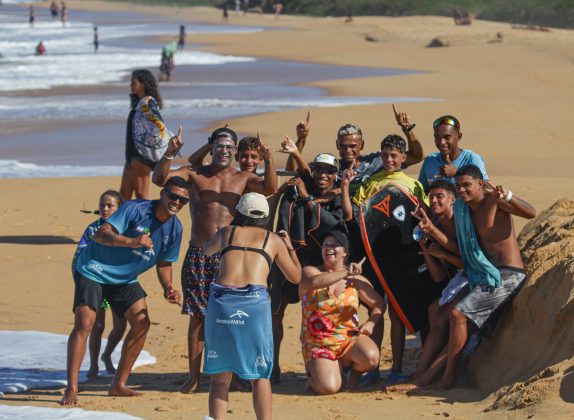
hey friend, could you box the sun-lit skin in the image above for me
[455,174,483,204]
[236,149,261,173]
[428,188,455,217]
[433,124,462,161]
[380,147,407,172]
[159,185,189,219]
[210,138,237,169]
[312,164,337,195]
[99,195,120,220]
[129,76,145,98]
[336,134,364,168]
[321,235,347,271]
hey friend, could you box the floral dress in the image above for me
[300,281,360,365]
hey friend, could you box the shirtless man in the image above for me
[437,164,536,388]
[152,126,277,393]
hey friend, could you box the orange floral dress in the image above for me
[300,281,360,365]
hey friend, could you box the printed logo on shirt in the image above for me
[392,205,406,222]
[207,350,218,359]
[255,354,267,368]
[136,226,150,234]
[162,235,170,245]
[88,263,103,273]
[230,310,249,319]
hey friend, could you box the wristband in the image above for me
[304,195,315,202]
[163,153,175,160]
[504,190,513,202]
[403,123,416,133]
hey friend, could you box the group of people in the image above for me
[61,68,536,420]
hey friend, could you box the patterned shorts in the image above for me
[181,244,220,317]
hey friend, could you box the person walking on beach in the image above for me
[61,176,187,405]
[120,69,172,201]
[202,192,301,420]
[152,126,278,394]
[72,190,128,379]
[50,1,59,19]
[93,26,99,53]
[222,4,229,22]
[177,25,186,51]
[60,2,68,27]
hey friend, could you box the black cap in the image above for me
[209,127,238,144]
[319,228,350,252]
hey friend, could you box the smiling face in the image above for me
[434,124,462,158]
[321,235,347,268]
[236,148,261,173]
[455,175,483,204]
[312,164,337,192]
[211,138,237,168]
[428,187,455,217]
[160,185,190,217]
[380,146,407,172]
[336,134,363,166]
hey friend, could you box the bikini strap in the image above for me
[261,230,271,249]
[227,226,237,246]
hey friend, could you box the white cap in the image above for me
[311,153,339,170]
[236,192,269,218]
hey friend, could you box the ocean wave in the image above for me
[0,160,123,178]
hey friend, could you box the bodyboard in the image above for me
[357,183,443,334]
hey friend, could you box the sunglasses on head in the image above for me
[433,116,460,129]
[164,190,189,205]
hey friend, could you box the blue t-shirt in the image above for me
[418,149,488,192]
[76,200,183,285]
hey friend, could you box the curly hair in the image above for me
[238,136,260,152]
[380,134,406,154]
[130,69,162,109]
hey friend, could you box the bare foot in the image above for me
[108,382,143,397]
[101,354,116,374]
[178,376,199,394]
[59,387,78,405]
[87,368,99,380]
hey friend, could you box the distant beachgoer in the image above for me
[177,25,186,50]
[50,1,59,18]
[93,26,99,52]
[487,32,504,43]
[60,2,68,27]
[222,4,229,22]
[29,6,35,28]
[35,41,46,56]
[72,190,127,379]
[272,2,283,19]
[158,48,174,82]
[235,0,241,15]
[299,230,384,394]
[344,12,353,23]
[243,0,250,15]
[418,115,488,193]
[60,176,187,405]
[120,69,173,200]
[202,192,301,420]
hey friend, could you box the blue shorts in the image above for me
[204,283,273,380]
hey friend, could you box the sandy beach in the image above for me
[1,1,574,418]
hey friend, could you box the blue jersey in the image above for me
[418,149,488,192]
[76,200,183,285]
[72,218,104,272]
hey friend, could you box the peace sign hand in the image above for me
[277,135,297,154]
[167,125,183,157]
[256,132,272,161]
[411,203,434,235]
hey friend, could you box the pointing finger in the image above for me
[305,110,311,126]
[392,103,399,118]
[357,257,366,266]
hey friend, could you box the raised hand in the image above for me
[287,177,308,197]
[392,103,411,130]
[296,110,311,139]
[168,125,183,157]
[277,135,297,154]
[484,181,506,200]
[411,204,434,235]
[438,153,457,178]
[347,257,366,276]
[341,168,357,187]
[256,132,272,161]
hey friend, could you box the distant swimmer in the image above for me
[50,1,59,19]
[177,25,186,51]
[35,41,46,56]
[29,6,35,28]
[60,1,68,27]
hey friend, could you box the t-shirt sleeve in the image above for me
[352,184,368,206]
[470,153,489,181]
[414,180,429,206]
[160,222,183,262]
[107,202,135,235]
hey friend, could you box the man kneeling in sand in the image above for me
[61,176,188,405]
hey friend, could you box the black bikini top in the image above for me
[219,226,273,269]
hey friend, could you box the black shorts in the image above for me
[73,271,147,318]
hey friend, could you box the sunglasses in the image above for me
[433,116,460,129]
[165,190,189,205]
[313,166,338,175]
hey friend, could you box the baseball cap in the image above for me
[236,192,269,218]
[319,228,350,251]
[310,153,339,171]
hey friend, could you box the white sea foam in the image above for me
[0,405,142,420]
[0,14,258,91]
[0,160,124,179]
